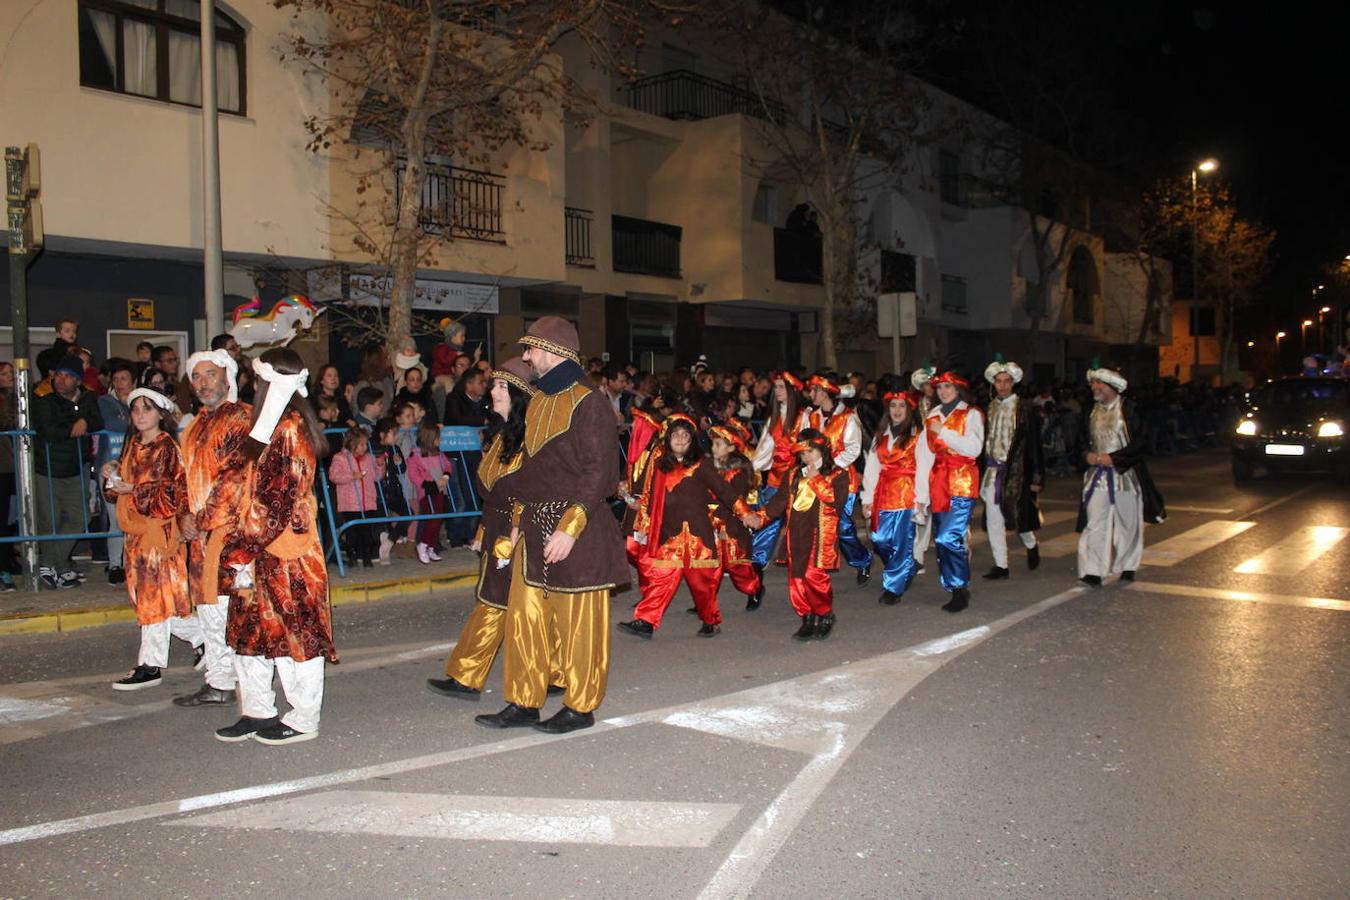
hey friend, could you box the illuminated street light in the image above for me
[1246,341,1255,347]
[1197,158,1218,173]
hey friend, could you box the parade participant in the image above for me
[747,429,850,641]
[215,348,336,745]
[708,419,763,610]
[749,371,804,585]
[909,364,936,571]
[427,358,564,701]
[1076,366,1166,586]
[475,317,627,735]
[620,403,666,592]
[860,391,922,606]
[916,371,984,613]
[800,374,873,584]
[104,389,202,690]
[980,357,1044,579]
[618,414,752,639]
[173,349,248,709]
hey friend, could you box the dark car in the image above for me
[1231,376,1350,481]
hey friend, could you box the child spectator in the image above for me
[328,426,382,568]
[354,386,384,431]
[372,416,412,562]
[406,419,455,564]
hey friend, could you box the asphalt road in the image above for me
[0,448,1346,898]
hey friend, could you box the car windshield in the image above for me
[1254,380,1350,411]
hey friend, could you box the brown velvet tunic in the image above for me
[758,465,851,578]
[711,464,758,566]
[511,377,628,592]
[632,458,750,568]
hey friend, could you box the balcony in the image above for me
[773,228,822,284]
[394,159,506,243]
[612,215,681,279]
[565,207,595,267]
[623,69,788,123]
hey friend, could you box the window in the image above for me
[78,0,245,114]
[752,182,777,224]
[941,274,967,313]
[1189,306,1216,337]
[939,149,963,205]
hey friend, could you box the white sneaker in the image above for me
[425,545,442,562]
[416,543,432,564]
[378,533,394,566]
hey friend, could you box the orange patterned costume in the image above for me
[109,433,190,625]
[181,400,253,607]
[223,412,336,663]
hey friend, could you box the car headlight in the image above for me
[1235,419,1258,436]
[1318,421,1343,438]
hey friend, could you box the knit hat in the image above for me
[518,316,581,364]
[51,355,84,379]
[490,356,536,396]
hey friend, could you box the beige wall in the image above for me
[0,0,330,261]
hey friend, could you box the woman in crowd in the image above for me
[101,388,202,690]
[861,391,923,606]
[312,363,354,427]
[353,345,395,420]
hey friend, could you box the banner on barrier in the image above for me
[439,426,483,452]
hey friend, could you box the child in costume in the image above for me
[861,391,923,606]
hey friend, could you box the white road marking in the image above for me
[0,591,1086,857]
[1124,581,1350,612]
[1242,485,1315,518]
[1141,521,1255,567]
[1031,532,1081,558]
[1163,505,1234,515]
[172,790,740,848]
[1232,526,1349,574]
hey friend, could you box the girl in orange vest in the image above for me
[861,390,923,606]
[916,372,984,613]
[102,388,201,691]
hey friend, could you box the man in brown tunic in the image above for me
[475,317,628,734]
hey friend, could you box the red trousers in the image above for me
[723,560,761,597]
[787,565,833,616]
[626,536,649,594]
[633,560,722,628]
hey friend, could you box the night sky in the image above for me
[912,1,1350,334]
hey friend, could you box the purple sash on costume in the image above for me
[988,459,1007,499]
[1084,465,1116,505]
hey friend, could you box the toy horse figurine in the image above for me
[229,295,324,348]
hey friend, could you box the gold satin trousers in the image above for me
[444,601,564,692]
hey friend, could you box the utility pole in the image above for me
[6,144,44,592]
[201,0,224,337]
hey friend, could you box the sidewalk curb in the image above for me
[0,567,479,638]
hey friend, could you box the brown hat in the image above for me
[490,356,536,395]
[517,316,581,364]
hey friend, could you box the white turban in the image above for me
[248,359,310,445]
[911,367,934,389]
[184,349,238,404]
[984,359,1024,385]
[126,387,179,416]
[1087,367,1128,392]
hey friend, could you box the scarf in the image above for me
[536,359,584,395]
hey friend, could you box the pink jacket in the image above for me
[329,449,382,512]
[406,450,453,505]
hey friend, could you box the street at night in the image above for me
[2,449,1345,898]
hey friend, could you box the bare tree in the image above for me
[274,0,682,358]
[710,0,932,370]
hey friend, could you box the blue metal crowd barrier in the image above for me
[1,429,124,547]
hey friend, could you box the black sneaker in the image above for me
[942,588,970,613]
[697,622,720,637]
[1080,574,1103,587]
[112,665,162,691]
[39,567,74,590]
[215,715,280,743]
[617,619,654,639]
[856,562,872,586]
[1119,570,1136,582]
[107,566,126,585]
[254,722,317,745]
[58,570,83,587]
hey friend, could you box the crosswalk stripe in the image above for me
[1232,526,1349,575]
[968,510,1075,546]
[1142,521,1255,567]
[172,790,742,848]
[1125,581,1350,612]
[1034,532,1080,558]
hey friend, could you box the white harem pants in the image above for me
[137,615,203,668]
[234,655,326,733]
[1077,488,1143,578]
[980,481,1038,568]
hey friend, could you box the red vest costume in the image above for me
[924,406,979,513]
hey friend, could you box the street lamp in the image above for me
[1301,318,1314,356]
[1190,158,1218,374]
[1276,330,1287,367]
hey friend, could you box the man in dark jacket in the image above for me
[33,355,104,589]
[442,368,491,426]
[980,358,1045,578]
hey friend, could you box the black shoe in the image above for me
[172,684,237,707]
[1080,574,1103,587]
[547,684,565,696]
[107,565,126,585]
[686,606,698,615]
[792,614,818,641]
[362,559,374,568]
[982,566,1010,580]
[878,590,901,606]
[813,613,835,640]
[746,583,765,611]
[474,703,541,729]
[111,664,161,691]
[617,619,654,639]
[214,715,280,743]
[942,588,970,613]
[534,706,594,734]
[426,676,481,701]
[856,562,872,586]
[254,722,318,745]
[697,622,720,637]
[915,563,926,576]
[1120,570,1136,582]
[1027,545,1041,571]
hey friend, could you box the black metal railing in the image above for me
[612,214,681,278]
[394,159,506,243]
[623,69,789,123]
[565,206,595,267]
[774,228,822,284]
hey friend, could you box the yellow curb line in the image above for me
[0,569,479,636]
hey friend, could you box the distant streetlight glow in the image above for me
[1197,158,1218,173]
[1321,306,1332,314]
[1246,341,1255,347]
[1277,331,1287,338]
